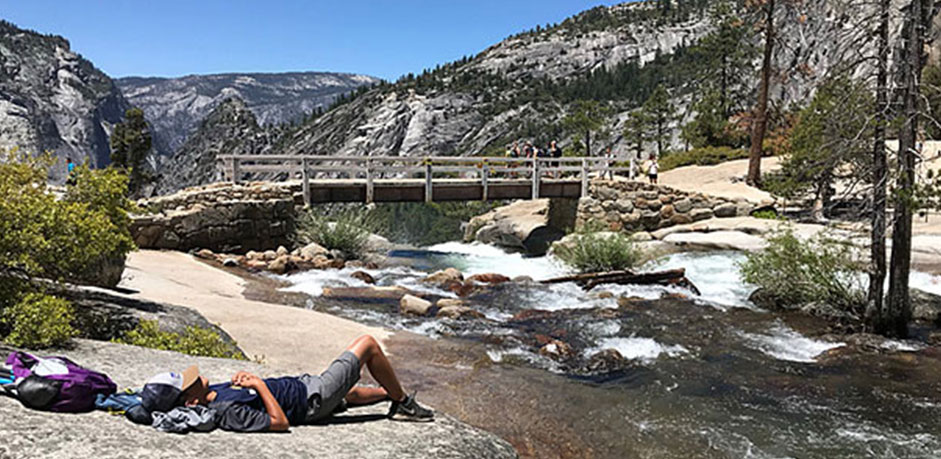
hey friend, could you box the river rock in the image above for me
[512,275,535,284]
[538,339,574,359]
[423,268,464,285]
[322,286,414,301]
[465,199,567,256]
[714,202,738,218]
[263,250,278,261]
[222,257,239,267]
[587,349,626,373]
[401,295,434,316]
[276,246,289,256]
[350,271,376,284]
[267,255,294,275]
[436,301,484,319]
[195,248,215,260]
[912,288,941,324]
[467,273,511,285]
[246,250,262,261]
[300,242,328,259]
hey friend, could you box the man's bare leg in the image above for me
[347,335,407,402]
[345,386,388,405]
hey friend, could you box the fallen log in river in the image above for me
[541,268,701,295]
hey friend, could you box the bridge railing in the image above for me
[217,154,637,205]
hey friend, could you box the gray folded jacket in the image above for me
[151,405,217,433]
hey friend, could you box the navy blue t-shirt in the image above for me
[207,377,308,432]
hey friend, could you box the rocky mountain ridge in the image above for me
[117,72,380,158]
[0,20,128,180]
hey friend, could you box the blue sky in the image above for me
[1,1,627,81]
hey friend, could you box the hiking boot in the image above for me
[388,393,434,422]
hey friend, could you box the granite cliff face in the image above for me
[154,97,281,194]
[117,72,380,157]
[0,20,128,179]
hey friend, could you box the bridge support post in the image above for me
[231,157,240,184]
[365,158,374,204]
[629,157,635,181]
[531,158,540,199]
[301,158,310,207]
[580,158,588,197]
[481,160,489,201]
[425,159,433,203]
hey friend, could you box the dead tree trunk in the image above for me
[541,268,701,295]
[886,0,928,338]
[747,0,776,186]
[866,0,890,332]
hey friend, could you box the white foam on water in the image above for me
[740,324,845,363]
[880,339,923,352]
[584,336,689,362]
[425,241,568,279]
[645,251,755,309]
[910,271,941,296]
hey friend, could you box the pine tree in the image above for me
[562,100,610,156]
[109,107,152,197]
[641,85,676,156]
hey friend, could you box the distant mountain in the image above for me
[154,97,280,194]
[116,72,380,157]
[0,20,128,180]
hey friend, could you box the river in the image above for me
[277,244,941,458]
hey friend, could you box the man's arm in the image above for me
[233,371,290,432]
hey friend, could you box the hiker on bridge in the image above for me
[141,334,433,432]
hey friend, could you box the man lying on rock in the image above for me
[141,335,433,432]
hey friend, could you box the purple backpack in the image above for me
[5,351,116,412]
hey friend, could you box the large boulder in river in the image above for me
[912,289,941,324]
[423,268,464,286]
[464,199,568,256]
[401,294,434,316]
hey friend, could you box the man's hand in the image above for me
[231,371,263,389]
[230,371,289,432]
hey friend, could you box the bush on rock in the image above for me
[0,149,136,348]
[296,209,376,260]
[1,293,77,349]
[116,320,246,360]
[554,221,644,274]
[739,228,865,313]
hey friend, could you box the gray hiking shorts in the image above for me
[298,351,361,422]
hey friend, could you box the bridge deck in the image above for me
[304,178,584,202]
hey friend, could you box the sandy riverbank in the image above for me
[119,250,390,375]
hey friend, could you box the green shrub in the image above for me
[739,228,865,311]
[659,146,749,172]
[2,293,77,349]
[296,209,377,259]
[116,320,246,360]
[752,209,783,220]
[554,222,644,273]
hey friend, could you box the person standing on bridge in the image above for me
[549,140,561,178]
[647,156,659,185]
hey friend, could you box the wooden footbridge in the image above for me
[218,155,637,205]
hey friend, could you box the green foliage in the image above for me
[751,209,783,220]
[681,90,748,149]
[116,320,246,360]
[623,111,649,159]
[739,228,866,311]
[642,84,677,156]
[110,107,153,197]
[2,293,77,349]
[688,2,756,119]
[562,100,611,156]
[0,150,135,286]
[296,209,377,259]
[0,149,136,348]
[923,61,941,140]
[764,75,873,210]
[367,201,503,246]
[659,146,748,171]
[554,222,644,274]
